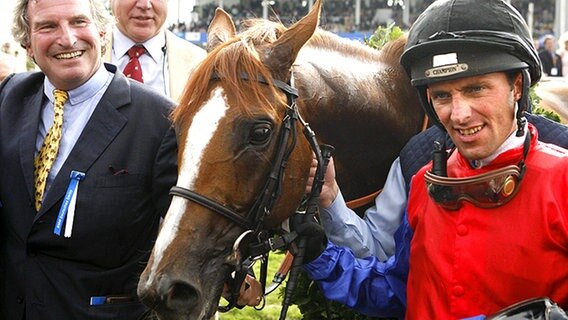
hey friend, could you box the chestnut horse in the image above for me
[137,0,423,319]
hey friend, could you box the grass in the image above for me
[218,251,302,320]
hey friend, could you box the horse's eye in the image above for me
[249,123,272,145]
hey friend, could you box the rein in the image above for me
[169,72,331,317]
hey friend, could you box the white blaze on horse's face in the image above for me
[142,87,229,288]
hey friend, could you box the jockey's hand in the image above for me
[222,274,263,307]
[305,154,339,208]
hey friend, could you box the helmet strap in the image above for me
[515,69,531,137]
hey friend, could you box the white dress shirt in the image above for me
[111,28,168,96]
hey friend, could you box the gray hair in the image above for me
[12,0,112,53]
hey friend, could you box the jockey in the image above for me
[301,0,568,318]
[315,21,568,265]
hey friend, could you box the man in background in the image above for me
[557,32,568,77]
[538,34,563,77]
[104,0,206,101]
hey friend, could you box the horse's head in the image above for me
[137,2,322,319]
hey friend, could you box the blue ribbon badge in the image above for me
[54,170,86,237]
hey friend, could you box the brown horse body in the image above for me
[137,1,422,319]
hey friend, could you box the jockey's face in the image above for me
[427,72,522,161]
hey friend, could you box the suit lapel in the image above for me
[19,89,45,204]
[38,66,131,216]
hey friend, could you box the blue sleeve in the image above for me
[303,214,413,318]
[319,157,407,260]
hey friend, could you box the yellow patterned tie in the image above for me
[34,89,68,211]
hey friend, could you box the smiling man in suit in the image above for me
[0,0,177,319]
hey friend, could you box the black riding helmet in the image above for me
[400,0,542,136]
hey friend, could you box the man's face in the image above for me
[543,38,555,52]
[427,72,521,161]
[111,0,168,43]
[26,0,102,90]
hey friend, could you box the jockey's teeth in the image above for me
[460,126,482,136]
[55,51,83,59]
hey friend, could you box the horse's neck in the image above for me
[291,32,423,202]
[293,31,385,112]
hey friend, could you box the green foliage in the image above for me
[529,85,541,108]
[217,251,383,319]
[291,273,389,320]
[533,105,562,122]
[364,23,405,50]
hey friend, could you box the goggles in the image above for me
[424,164,524,210]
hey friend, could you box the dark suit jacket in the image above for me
[538,49,563,77]
[0,64,177,319]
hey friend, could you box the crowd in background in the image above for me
[0,0,565,78]
[165,0,567,79]
[0,42,30,81]
[1,40,39,77]
[169,0,557,36]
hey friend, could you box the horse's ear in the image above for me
[265,0,322,76]
[206,8,237,52]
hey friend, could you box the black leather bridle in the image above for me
[169,72,329,315]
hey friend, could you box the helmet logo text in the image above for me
[425,64,469,78]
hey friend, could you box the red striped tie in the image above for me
[123,45,145,83]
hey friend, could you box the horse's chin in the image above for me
[139,261,230,320]
[149,285,222,320]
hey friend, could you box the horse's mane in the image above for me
[172,19,289,128]
[381,34,408,61]
[306,27,408,66]
[172,17,409,127]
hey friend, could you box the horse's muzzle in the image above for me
[138,274,201,319]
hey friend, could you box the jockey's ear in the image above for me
[206,8,236,52]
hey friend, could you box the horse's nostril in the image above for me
[163,280,200,311]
